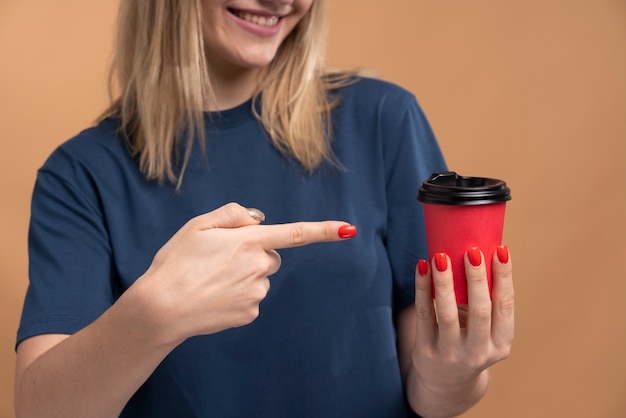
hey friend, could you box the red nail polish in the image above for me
[434,253,448,272]
[468,247,482,267]
[497,245,509,264]
[338,224,357,239]
[418,259,429,276]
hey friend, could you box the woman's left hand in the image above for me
[403,246,514,416]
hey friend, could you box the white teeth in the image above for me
[236,11,279,27]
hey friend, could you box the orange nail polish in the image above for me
[418,259,429,276]
[338,224,357,239]
[497,245,509,264]
[468,247,482,267]
[434,253,448,272]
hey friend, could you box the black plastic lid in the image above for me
[417,171,511,205]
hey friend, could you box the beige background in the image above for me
[1,1,625,416]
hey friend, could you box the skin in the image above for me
[15,1,514,417]
[398,251,514,417]
[200,0,313,110]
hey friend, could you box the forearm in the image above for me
[15,289,180,418]
[405,368,489,418]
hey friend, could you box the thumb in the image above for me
[194,202,265,230]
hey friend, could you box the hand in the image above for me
[131,202,356,344]
[412,247,514,397]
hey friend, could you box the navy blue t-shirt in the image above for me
[18,77,446,417]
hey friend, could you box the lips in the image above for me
[228,8,282,27]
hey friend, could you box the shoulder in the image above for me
[328,75,430,134]
[40,117,129,177]
[332,75,418,108]
[35,117,139,206]
[329,75,426,127]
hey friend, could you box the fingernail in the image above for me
[418,259,429,276]
[497,245,509,264]
[468,246,482,267]
[247,208,265,222]
[434,253,448,272]
[338,224,357,239]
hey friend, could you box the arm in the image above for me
[15,292,180,418]
[397,247,514,418]
[15,203,356,417]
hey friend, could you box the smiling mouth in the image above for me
[229,9,281,27]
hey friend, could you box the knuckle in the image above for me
[223,202,243,221]
[289,225,306,246]
[322,223,334,241]
[240,306,260,325]
[440,351,460,366]
[185,214,203,229]
[267,251,282,275]
[471,304,492,324]
[251,286,268,303]
[433,279,454,297]
[467,271,486,285]
[415,276,431,293]
[466,353,489,370]
[236,298,264,326]
[249,277,270,301]
[437,313,458,329]
[415,304,432,321]
[497,294,515,316]
[413,344,436,362]
[496,345,512,360]
[432,272,453,290]
[251,257,273,277]
[497,270,513,283]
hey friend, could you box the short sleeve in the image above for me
[16,162,117,347]
[382,94,447,312]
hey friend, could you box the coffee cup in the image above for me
[417,171,511,304]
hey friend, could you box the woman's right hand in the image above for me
[14,202,355,418]
[131,202,355,345]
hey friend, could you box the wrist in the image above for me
[408,368,489,418]
[120,273,187,349]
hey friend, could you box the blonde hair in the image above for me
[100,0,354,186]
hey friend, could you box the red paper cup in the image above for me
[417,172,511,304]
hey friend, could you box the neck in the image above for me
[205,63,262,111]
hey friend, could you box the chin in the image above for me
[237,51,280,69]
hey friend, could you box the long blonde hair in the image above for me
[99,0,353,186]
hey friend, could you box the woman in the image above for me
[15,1,514,417]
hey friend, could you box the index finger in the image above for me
[257,221,357,250]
